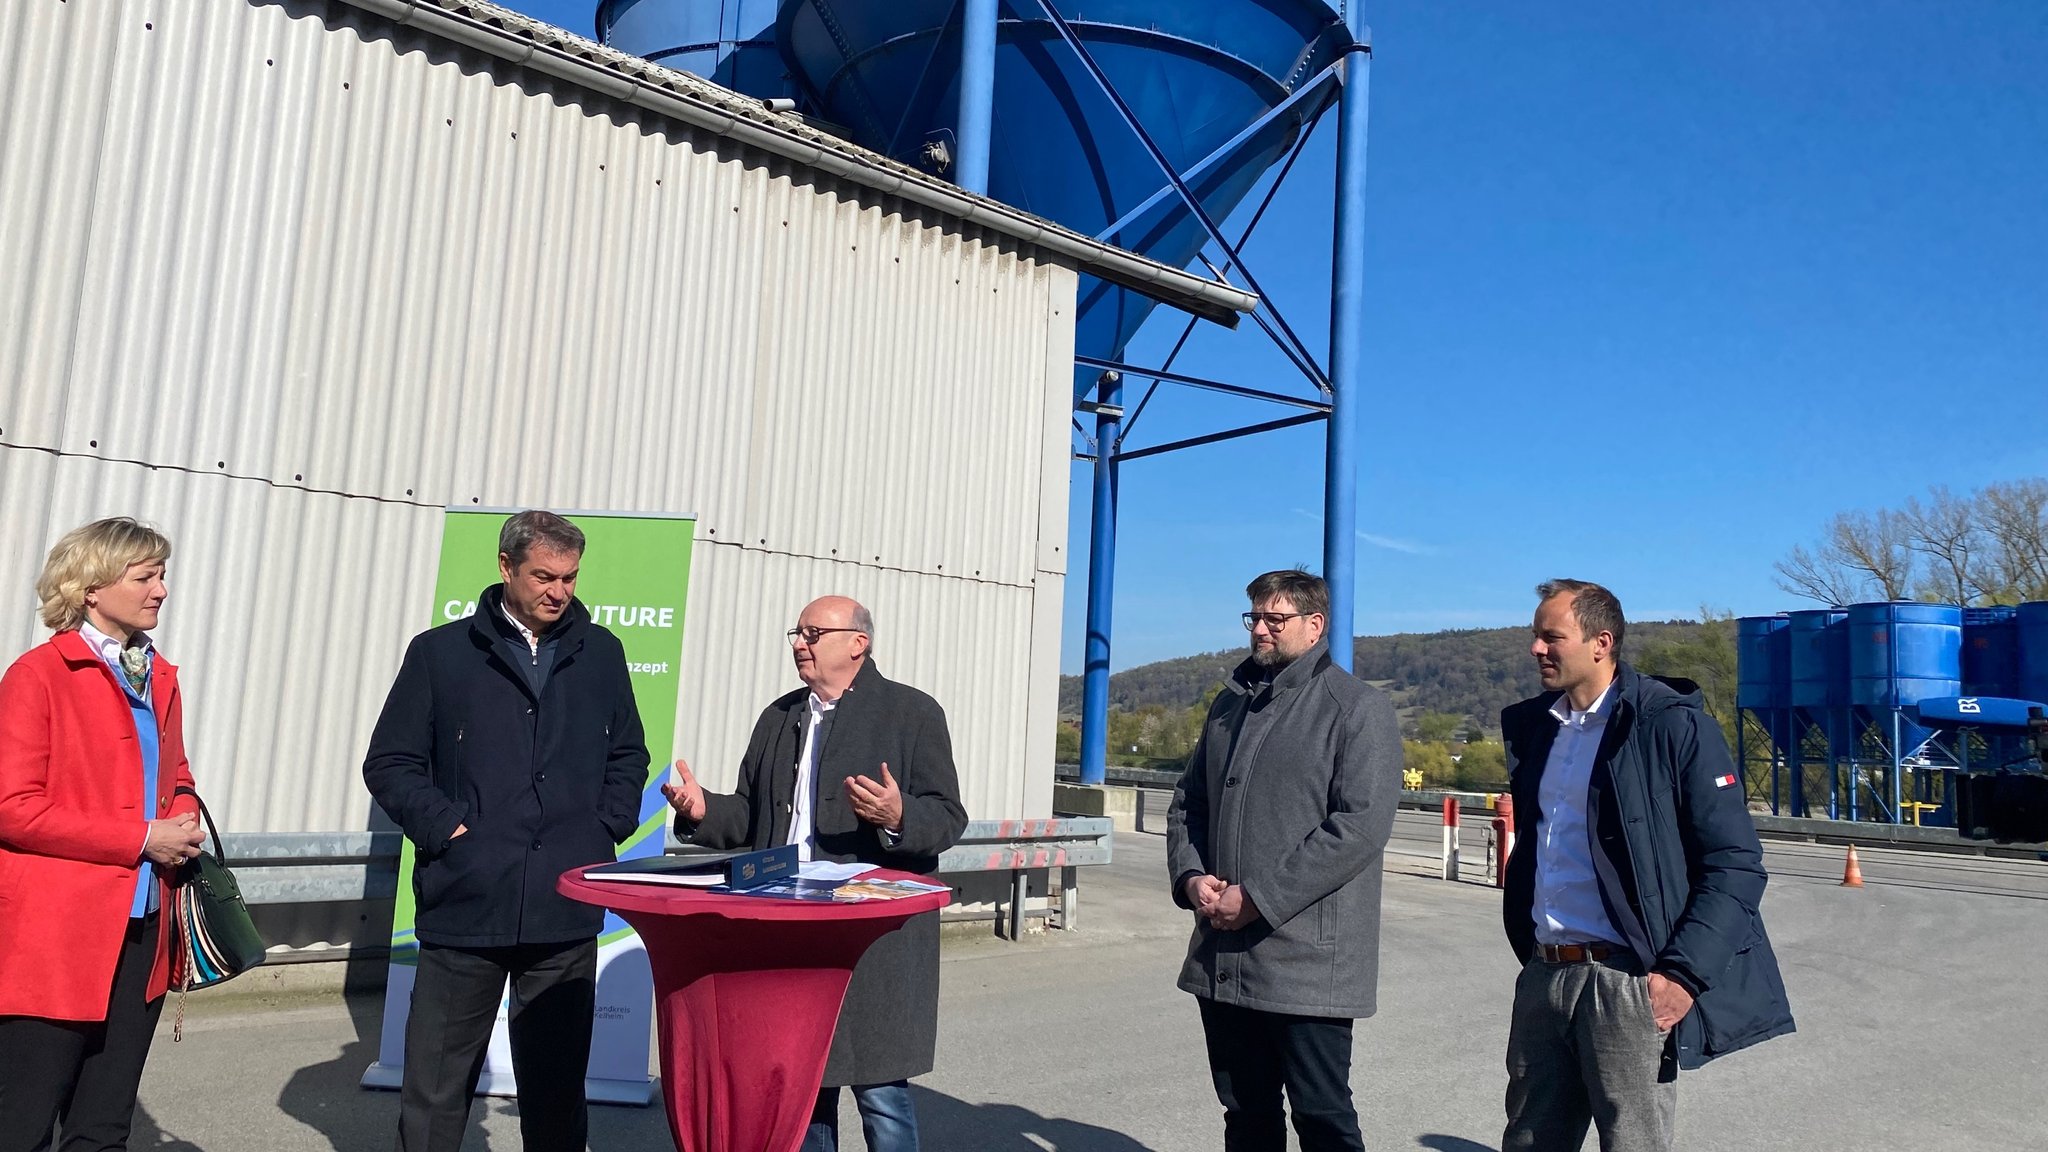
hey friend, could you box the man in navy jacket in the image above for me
[364,510,649,1152]
[1500,580,1792,1152]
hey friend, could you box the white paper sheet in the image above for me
[794,861,880,882]
[583,868,725,887]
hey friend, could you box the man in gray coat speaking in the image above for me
[1166,569,1402,1152]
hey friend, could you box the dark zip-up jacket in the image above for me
[1503,662,1795,1074]
[364,586,650,947]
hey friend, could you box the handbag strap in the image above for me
[173,785,228,866]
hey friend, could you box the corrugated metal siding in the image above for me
[0,0,1077,832]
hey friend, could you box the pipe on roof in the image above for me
[339,0,1259,328]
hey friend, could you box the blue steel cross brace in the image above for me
[1026,0,1333,394]
[1076,17,1373,783]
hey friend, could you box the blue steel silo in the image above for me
[1961,605,2021,699]
[2020,601,2048,707]
[1787,609,1850,749]
[1847,602,1964,755]
[596,0,797,99]
[1786,609,1850,817]
[1735,615,1792,811]
[1847,601,1962,824]
[600,0,1351,381]
[597,0,1368,788]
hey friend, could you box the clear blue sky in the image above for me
[504,0,2048,672]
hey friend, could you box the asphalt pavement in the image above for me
[133,805,2048,1150]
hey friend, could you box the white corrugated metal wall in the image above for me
[0,0,1076,831]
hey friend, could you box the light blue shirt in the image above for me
[1533,679,1620,947]
[80,622,160,918]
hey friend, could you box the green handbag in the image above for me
[168,787,267,1003]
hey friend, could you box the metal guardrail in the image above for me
[939,816,1114,939]
[219,832,401,905]
[1053,764,1183,790]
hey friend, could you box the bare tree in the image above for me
[1775,509,1915,605]
[1773,543,1863,606]
[1900,486,1986,604]
[1977,479,2048,602]
[1838,509,1914,599]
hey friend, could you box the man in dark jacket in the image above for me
[662,595,967,1152]
[1501,579,1794,1152]
[1166,570,1402,1152]
[363,510,650,1152]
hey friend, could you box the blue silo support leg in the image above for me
[1790,729,1805,817]
[1322,36,1371,672]
[1745,721,1764,814]
[1891,711,1905,825]
[956,0,998,195]
[1079,371,1125,787]
[1830,718,1844,821]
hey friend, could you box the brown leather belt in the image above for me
[1537,941,1618,964]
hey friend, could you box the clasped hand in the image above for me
[144,813,206,867]
[1184,873,1260,931]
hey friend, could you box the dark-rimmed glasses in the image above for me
[787,626,864,647]
[1242,611,1313,632]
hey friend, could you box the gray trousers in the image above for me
[1503,954,1676,1152]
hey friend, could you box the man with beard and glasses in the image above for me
[1165,569,1402,1152]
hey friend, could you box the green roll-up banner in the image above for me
[362,509,693,1104]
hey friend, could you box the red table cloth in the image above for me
[558,867,950,1152]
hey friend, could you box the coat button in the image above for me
[1225,777,1239,788]
[526,707,535,715]
[531,840,543,850]
[535,772,546,782]
[1218,970,1232,982]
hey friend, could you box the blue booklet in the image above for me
[583,844,799,890]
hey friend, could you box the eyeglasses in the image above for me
[1242,611,1314,632]
[787,626,864,647]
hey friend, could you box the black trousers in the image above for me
[396,939,597,1152]
[0,914,166,1152]
[1198,998,1364,1152]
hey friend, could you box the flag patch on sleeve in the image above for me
[1714,773,1738,788]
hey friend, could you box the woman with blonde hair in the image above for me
[0,517,209,1150]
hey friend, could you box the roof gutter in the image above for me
[339,0,1260,328]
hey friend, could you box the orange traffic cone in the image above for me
[1840,845,1865,888]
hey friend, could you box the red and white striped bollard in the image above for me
[1441,796,1460,881]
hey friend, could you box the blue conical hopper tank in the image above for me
[1961,605,2021,698]
[596,0,1353,383]
[2021,602,2048,709]
[1787,609,1853,759]
[1735,615,1792,756]
[1846,601,1963,761]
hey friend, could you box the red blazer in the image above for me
[0,630,199,1021]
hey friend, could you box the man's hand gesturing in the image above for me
[659,758,706,822]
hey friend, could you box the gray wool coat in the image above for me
[1166,639,1402,1018]
[676,659,967,1085]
